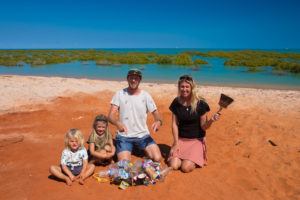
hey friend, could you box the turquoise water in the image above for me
[0,48,300,90]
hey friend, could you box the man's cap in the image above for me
[127,68,142,78]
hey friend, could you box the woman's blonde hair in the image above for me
[64,128,84,149]
[177,75,204,113]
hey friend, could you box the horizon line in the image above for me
[0,47,299,50]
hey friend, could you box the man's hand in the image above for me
[151,120,162,132]
[116,121,128,133]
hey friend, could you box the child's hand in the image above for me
[104,144,112,152]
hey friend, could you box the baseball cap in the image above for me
[127,68,142,78]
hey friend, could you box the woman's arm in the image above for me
[171,113,179,146]
[200,113,220,130]
[169,113,180,156]
[172,113,178,146]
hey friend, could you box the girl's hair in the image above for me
[93,114,108,129]
[64,128,84,149]
[177,75,204,113]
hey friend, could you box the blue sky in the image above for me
[0,0,299,49]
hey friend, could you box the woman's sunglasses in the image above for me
[179,75,193,82]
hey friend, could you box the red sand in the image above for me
[0,75,299,200]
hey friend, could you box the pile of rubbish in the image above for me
[94,159,171,189]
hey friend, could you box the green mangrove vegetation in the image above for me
[0,49,204,67]
[0,49,299,73]
[186,50,300,73]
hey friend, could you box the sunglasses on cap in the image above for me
[179,75,193,82]
[127,69,142,77]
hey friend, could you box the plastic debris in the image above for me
[95,158,172,189]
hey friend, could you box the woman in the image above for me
[168,75,220,173]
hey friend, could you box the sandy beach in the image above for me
[0,75,299,200]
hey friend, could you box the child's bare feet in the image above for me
[79,178,84,185]
[69,174,76,182]
[65,177,72,186]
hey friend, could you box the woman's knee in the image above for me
[168,158,181,170]
[170,163,180,170]
[181,162,195,173]
[181,166,194,173]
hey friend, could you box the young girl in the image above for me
[49,128,95,185]
[88,114,115,165]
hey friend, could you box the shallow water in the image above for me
[0,48,299,90]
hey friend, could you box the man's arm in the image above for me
[151,110,163,132]
[108,104,128,132]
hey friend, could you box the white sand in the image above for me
[1,75,299,114]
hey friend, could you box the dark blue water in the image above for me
[0,48,299,90]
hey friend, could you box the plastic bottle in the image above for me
[130,160,142,178]
[109,168,119,178]
[98,167,120,178]
[98,170,109,178]
[157,166,172,182]
[145,166,159,180]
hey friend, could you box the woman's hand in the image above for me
[169,143,179,157]
[211,113,221,122]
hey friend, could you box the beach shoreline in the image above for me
[2,73,300,91]
[1,75,300,114]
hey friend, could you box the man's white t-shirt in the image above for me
[111,88,157,138]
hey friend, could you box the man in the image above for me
[108,68,162,162]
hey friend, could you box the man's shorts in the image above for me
[115,134,156,154]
